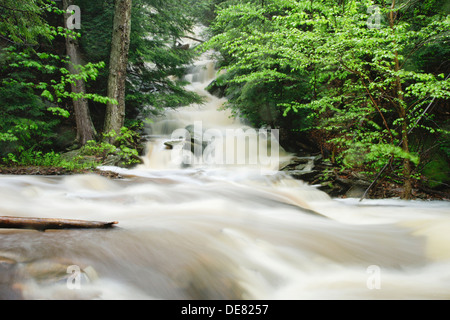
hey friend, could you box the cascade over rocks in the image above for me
[281,153,449,199]
[280,154,373,198]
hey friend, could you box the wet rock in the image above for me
[286,170,319,181]
[0,256,23,299]
[19,260,69,286]
[102,154,122,166]
[0,256,18,283]
[279,153,380,198]
[206,79,227,98]
[61,149,83,162]
[164,139,184,150]
[345,185,367,198]
[185,124,209,152]
[281,155,320,170]
[9,258,101,299]
[281,155,320,181]
[280,154,364,197]
[16,258,95,286]
[0,256,17,272]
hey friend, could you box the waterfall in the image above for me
[140,44,291,173]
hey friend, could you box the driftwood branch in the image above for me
[0,216,118,231]
[181,35,204,43]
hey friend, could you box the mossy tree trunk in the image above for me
[63,0,97,146]
[103,0,132,144]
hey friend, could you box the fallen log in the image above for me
[0,216,118,231]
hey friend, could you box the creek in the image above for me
[0,42,449,300]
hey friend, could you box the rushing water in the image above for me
[0,45,449,300]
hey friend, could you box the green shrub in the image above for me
[82,126,142,166]
[1,150,99,170]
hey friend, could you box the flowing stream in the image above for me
[0,45,449,300]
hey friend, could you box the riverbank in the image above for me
[1,164,448,201]
[0,166,124,180]
[279,154,450,201]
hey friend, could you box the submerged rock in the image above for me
[9,258,101,300]
[280,154,374,198]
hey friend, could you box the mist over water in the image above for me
[0,42,449,300]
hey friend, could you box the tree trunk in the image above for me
[63,0,97,146]
[389,0,412,200]
[104,0,132,143]
[399,106,413,199]
[395,50,412,200]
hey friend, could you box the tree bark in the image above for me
[63,0,97,146]
[399,103,413,199]
[389,0,412,200]
[0,216,118,231]
[104,0,132,143]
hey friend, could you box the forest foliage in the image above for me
[203,0,450,198]
[0,0,204,166]
[0,0,449,198]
